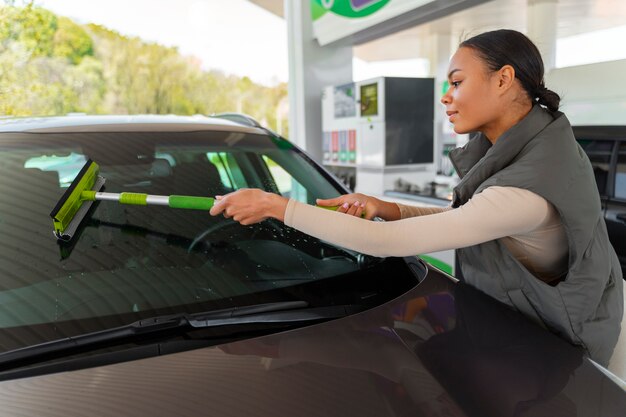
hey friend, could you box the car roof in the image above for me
[572,125,626,140]
[0,114,267,135]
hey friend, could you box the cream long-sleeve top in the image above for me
[284,186,569,283]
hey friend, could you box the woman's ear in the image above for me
[497,65,516,91]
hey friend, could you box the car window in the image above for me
[261,155,307,200]
[24,152,88,188]
[577,139,614,196]
[205,152,232,188]
[0,130,410,352]
[615,142,626,200]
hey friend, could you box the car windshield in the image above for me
[0,128,414,353]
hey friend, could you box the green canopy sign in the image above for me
[311,0,436,46]
[311,0,391,21]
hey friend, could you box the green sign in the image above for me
[441,80,449,96]
[311,0,391,21]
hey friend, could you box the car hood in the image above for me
[0,268,623,417]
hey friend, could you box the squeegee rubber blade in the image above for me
[50,160,102,240]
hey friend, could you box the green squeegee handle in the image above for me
[118,193,148,205]
[169,195,215,210]
[83,190,361,216]
[316,205,366,218]
[82,191,215,210]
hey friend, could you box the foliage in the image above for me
[0,4,57,58]
[0,4,289,136]
[53,16,94,64]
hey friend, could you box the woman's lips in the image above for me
[446,111,458,122]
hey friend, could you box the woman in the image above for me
[210,29,623,366]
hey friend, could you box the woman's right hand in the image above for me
[316,193,379,220]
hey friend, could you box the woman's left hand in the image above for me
[209,188,288,225]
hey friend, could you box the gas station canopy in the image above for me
[250,0,626,63]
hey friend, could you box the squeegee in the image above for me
[51,159,364,242]
[50,159,215,241]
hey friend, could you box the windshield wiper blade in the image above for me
[193,300,308,319]
[0,300,362,372]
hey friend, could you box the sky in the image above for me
[35,0,289,86]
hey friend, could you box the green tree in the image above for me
[53,16,94,64]
[0,4,57,58]
[0,4,289,136]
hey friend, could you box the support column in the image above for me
[432,33,450,172]
[285,0,353,162]
[527,0,558,72]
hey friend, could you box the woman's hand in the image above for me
[316,193,401,221]
[316,193,378,220]
[209,188,288,225]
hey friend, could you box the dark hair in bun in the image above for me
[460,29,560,112]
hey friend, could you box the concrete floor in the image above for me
[608,289,626,382]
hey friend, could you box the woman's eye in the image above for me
[451,81,461,87]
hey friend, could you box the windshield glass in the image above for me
[0,129,411,352]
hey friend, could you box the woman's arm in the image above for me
[284,186,551,257]
[396,203,451,219]
[210,187,552,258]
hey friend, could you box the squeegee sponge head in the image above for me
[50,160,99,237]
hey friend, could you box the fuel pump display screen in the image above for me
[360,83,378,116]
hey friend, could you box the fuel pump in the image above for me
[322,76,436,194]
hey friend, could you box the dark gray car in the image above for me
[0,116,622,417]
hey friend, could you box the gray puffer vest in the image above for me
[448,105,623,366]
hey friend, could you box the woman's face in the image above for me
[441,47,503,137]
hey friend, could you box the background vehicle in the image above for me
[0,115,622,416]
[575,126,626,277]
